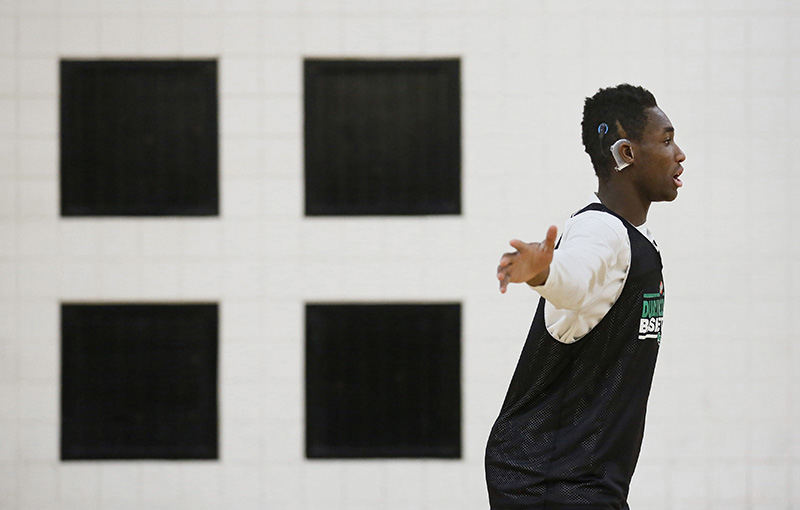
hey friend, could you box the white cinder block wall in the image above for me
[1,0,798,508]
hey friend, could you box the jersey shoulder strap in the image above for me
[572,201,621,220]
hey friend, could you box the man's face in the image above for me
[630,106,686,202]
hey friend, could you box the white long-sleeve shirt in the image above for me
[530,195,658,344]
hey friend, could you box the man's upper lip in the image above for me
[674,166,684,177]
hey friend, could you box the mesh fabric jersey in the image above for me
[485,203,665,510]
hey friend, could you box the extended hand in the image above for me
[496,226,558,294]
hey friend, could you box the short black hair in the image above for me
[581,84,657,180]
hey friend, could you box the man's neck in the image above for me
[596,181,650,227]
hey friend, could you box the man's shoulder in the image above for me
[562,206,629,247]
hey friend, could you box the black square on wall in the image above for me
[60,60,218,216]
[304,59,461,216]
[61,304,218,460]
[305,303,461,458]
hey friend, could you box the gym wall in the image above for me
[0,0,797,509]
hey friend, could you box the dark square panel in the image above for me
[60,60,218,216]
[306,303,461,458]
[304,59,461,216]
[61,303,218,460]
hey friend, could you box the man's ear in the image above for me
[620,141,634,163]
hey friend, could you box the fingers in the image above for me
[498,271,510,293]
[499,277,509,293]
[497,261,509,284]
[497,250,517,268]
[543,225,558,251]
[508,239,527,252]
[497,227,557,294]
[497,254,513,292]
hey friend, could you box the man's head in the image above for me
[582,84,686,202]
[581,84,657,180]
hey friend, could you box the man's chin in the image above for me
[653,190,679,202]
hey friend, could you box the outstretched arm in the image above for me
[496,225,558,294]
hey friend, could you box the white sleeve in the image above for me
[531,213,628,311]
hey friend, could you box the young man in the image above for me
[484,84,685,509]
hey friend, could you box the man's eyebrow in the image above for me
[664,126,675,133]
